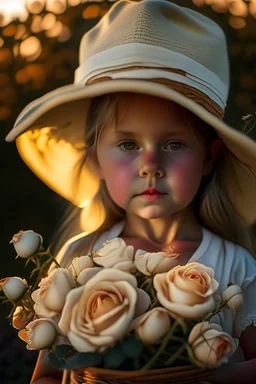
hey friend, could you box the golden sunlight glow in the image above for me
[0,0,83,26]
[79,200,91,208]
[0,0,28,25]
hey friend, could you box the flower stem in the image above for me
[164,343,187,366]
[51,257,61,268]
[140,320,179,371]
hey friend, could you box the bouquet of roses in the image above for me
[0,230,243,384]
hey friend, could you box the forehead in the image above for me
[107,93,192,136]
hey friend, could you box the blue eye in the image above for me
[165,142,184,151]
[117,141,138,152]
[116,141,185,152]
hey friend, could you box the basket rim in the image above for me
[72,364,211,378]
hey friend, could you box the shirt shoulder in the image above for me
[199,228,256,289]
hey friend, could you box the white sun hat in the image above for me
[5,0,256,224]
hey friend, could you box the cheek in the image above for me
[169,156,204,200]
[101,159,134,205]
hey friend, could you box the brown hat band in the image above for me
[87,67,224,120]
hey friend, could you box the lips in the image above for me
[139,188,164,195]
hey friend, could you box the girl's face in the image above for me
[95,93,216,220]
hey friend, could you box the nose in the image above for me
[138,150,164,178]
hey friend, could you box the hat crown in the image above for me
[78,0,229,87]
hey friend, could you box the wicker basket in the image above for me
[68,365,211,384]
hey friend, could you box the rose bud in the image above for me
[93,237,136,273]
[221,284,243,311]
[18,318,58,350]
[132,307,171,344]
[188,322,238,368]
[68,255,93,278]
[0,277,28,301]
[10,230,43,258]
[242,114,253,121]
[12,306,34,330]
[31,268,76,317]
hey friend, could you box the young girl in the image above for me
[5,0,256,383]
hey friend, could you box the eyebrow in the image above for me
[113,130,189,137]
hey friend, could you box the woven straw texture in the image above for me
[69,365,211,384]
[80,0,228,85]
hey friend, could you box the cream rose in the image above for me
[221,284,243,311]
[0,277,28,301]
[10,230,43,258]
[19,318,58,350]
[131,307,171,344]
[134,249,180,276]
[93,238,136,273]
[154,262,219,319]
[188,322,238,367]
[31,268,76,317]
[58,268,150,352]
[68,255,94,279]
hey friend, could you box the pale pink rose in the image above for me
[134,249,180,276]
[68,255,93,279]
[19,318,58,350]
[12,306,34,330]
[131,307,171,344]
[31,268,76,317]
[58,268,150,352]
[93,238,136,273]
[0,277,28,301]
[188,322,238,367]
[154,262,219,319]
[221,284,243,311]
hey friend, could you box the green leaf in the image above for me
[55,344,74,359]
[103,344,126,369]
[48,351,67,370]
[65,352,102,369]
[121,335,144,358]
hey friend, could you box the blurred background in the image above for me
[1,0,256,383]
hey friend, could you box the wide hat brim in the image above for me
[5,78,256,225]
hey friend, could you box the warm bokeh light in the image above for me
[20,36,41,59]
[0,0,255,126]
[83,5,101,19]
[45,20,64,37]
[0,1,255,32]
[192,0,256,21]
[41,13,56,30]
[26,0,46,14]
[46,0,67,14]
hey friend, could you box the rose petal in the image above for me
[77,267,102,285]
[168,281,206,305]
[135,288,151,316]
[58,286,84,334]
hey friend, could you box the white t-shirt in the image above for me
[58,220,256,358]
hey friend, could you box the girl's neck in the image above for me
[119,208,202,264]
[120,206,202,249]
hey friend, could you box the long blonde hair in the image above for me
[53,93,256,264]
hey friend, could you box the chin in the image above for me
[136,207,171,220]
